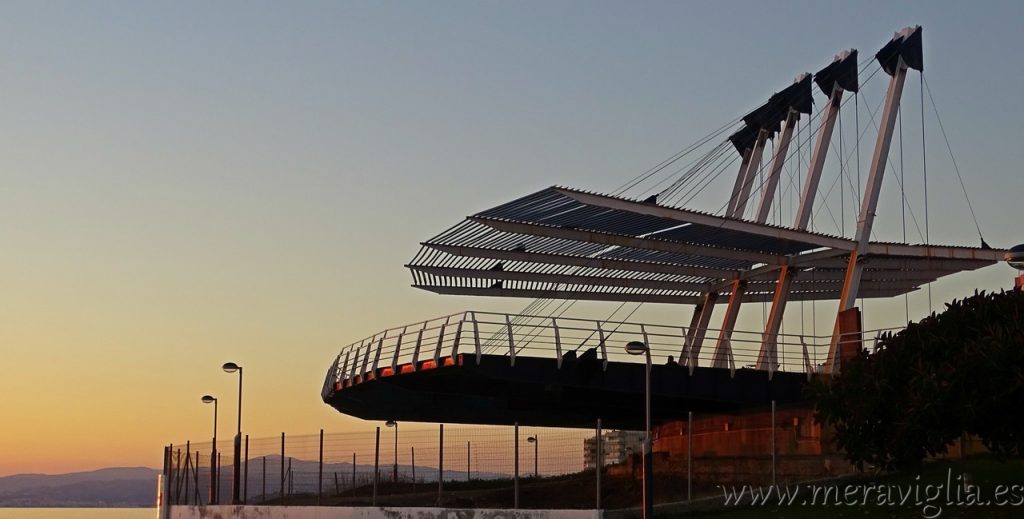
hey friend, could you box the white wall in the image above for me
[169,505,601,519]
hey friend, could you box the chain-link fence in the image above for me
[164,409,873,510]
[166,423,608,509]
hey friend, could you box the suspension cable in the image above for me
[898,106,909,323]
[920,73,932,313]
[922,76,986,244]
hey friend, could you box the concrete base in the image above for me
[169,505,601,519]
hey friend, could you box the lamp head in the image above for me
[385,420,397,428]
[527,436,537,444]
[222,362,240,373]
[201,395,216,404]
[1006,244,1024,270]
[624,341,649,355]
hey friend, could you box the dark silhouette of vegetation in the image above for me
[808,289,1024,471]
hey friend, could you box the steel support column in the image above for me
[685,291,718,373]
[756,264,793,374]
[827,58,910,372]
[731,130,770,219]
[726,148,754,217]
[754,110,799,224]
[795,87,845,230]
[711,280,745,373]
[757,69,849,369]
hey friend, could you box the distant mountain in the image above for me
[0,467,159,507]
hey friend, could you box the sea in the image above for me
[0,509,154,519]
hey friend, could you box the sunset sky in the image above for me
[3,1,1023,476]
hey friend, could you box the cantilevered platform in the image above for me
[321,311,877,428]
[322,353,806,430]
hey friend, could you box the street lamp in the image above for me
[526,435,538,478]
[624,340,653,519]
[386,420,398,483]
[222,362,243,505]
[201,395,218,504]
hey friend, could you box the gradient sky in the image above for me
[2,1,1023,476]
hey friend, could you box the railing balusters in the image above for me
[433,319,448,364]
[372,337,383,374]
[411,329,424,371]
[341,350,351,382]
[471,312,481,365]
[506,314,516,367]
[451,319,464,359]
[553,317,562,369]
[327,311,907,378]
[392,334,403,371]
[361,344,371,379]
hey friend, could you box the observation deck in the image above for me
[322,311,899,429]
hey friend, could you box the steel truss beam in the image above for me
[421,243,741,279]
[415,285,914,305]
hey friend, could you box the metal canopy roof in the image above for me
[408,186,1004,305]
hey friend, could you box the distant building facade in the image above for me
[584,430,644,469]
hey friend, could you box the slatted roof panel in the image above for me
[409,186,1005,305]
[476,187,826,256]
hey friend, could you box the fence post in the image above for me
[771,400,777,487]
[280,433,285,501]
[262,456,266,502]
[412,446,416,487]
[467,441,471,481]
[195,451,202,505]
[437,424,444,506]
[687,411,693,502]
[596,418,602,510]
[180,441,189,505]
[171,447,177,505]
[182,445,190,505]
[514,422,520,509]
[373,426,380,506]
[318,429,324,505]
[243,434,249,504]
[192,450,199,505]
[334,472,339,496]
[352,453,356,491]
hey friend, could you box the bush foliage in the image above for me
[808,289,1024,470]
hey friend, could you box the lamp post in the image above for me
[385,420,398,483]
[526,436,538,477]
[201,395,218,504]
[625,340,653,519]
[222,362,243,505]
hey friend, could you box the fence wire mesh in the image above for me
[167,424,599,508]
[165,409,874,509]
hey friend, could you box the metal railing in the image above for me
[323,310,902,395]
